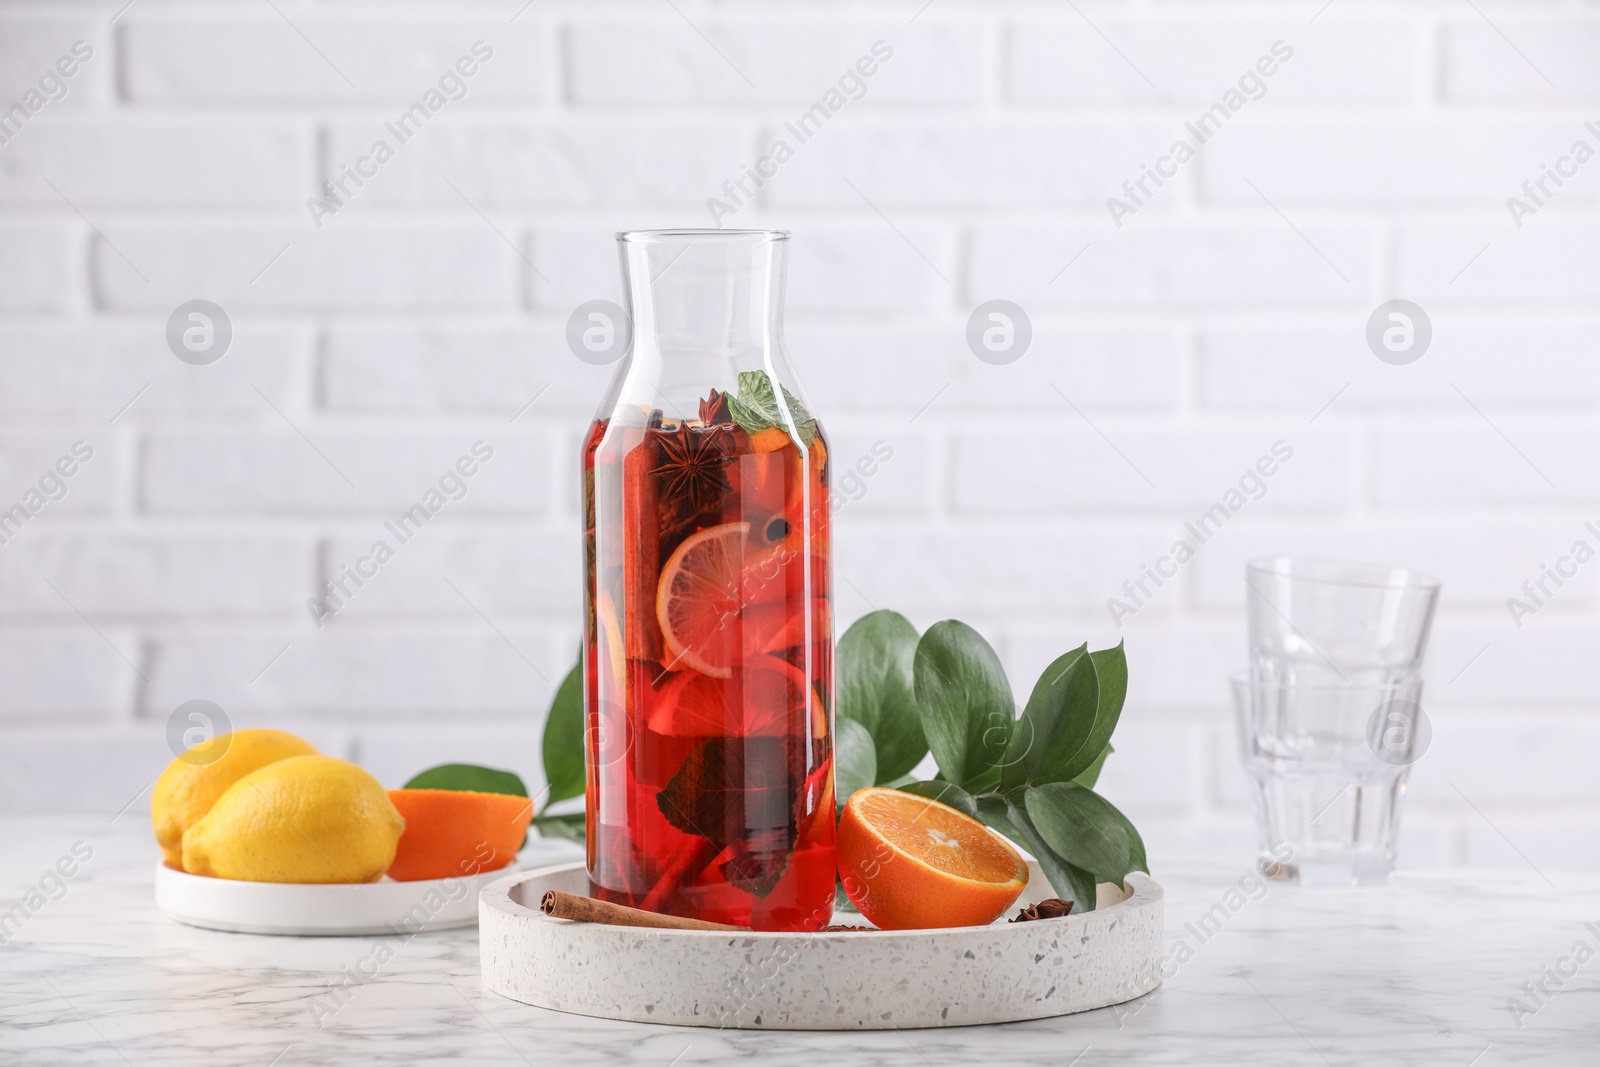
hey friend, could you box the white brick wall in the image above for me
[1,0,1597,877]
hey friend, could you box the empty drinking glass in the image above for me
[1236,557,1439,885]
[1231,673,1428,886]
[1246,557,1440,688]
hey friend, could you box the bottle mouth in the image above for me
[617,228,790,244]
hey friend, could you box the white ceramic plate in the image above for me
[480,862,1163,1030]
[156,863,511,936]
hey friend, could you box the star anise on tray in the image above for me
[650,423,735,517]
[1009,898,1073,923]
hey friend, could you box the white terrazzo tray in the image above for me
[479,861,1163,1030]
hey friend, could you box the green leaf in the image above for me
[913,621,1014,790]
[656,737,797,845]
[963,762,1003,796]
[1072,742,1113,789]
[1024,781,1148,889]
[404,763,529,797]
[727,370,816,444]
[532,812,586,844]
[655,737,803,899]
[835,718,878,807]
[1075,643,1128,781]
[836,611,927,783]
[975,794,1024,843]
[1004,797,1100,912]
[896,779,979,819]
[727,374,767,424]
[1002,642,1128,792]
[725,391,769,435]
[541,660,585,809]
[778,386,817,445]
[1000,644,1095,791]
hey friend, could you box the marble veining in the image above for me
[2,818,1597,1065]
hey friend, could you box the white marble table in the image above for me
[2,817,1596,1066]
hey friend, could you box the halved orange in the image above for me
[385,789,533,882]
[837,787,1028,930]
[647,654,827,739]
[656,521,792,677]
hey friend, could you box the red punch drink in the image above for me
[582,230,834,931]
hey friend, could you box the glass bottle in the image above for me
[581,229,835,932]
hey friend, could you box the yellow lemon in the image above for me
[181,755,405,884]
[151,728,319,868]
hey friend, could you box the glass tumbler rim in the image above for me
[1228,669,1425,695]
[617,228,791,244]
[1246,555,1440,593]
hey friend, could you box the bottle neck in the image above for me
[621,235,786,370]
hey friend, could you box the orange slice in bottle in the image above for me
[595,587,626,697]
[837,787,1029,930]
[746,597,830,655]
[657,521,787,678]
[748,427,790,453]
[648,654,827,739]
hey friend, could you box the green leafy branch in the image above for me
[534,612,1147,912]
[534,661,587,843]
[837,611,1145,913]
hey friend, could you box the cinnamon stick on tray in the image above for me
[540,891,748,932]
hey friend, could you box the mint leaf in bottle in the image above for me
[728,370,817,444]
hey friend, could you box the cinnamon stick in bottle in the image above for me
[621,432,662,662]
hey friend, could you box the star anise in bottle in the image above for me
[698,389,733,426]
[650,423,735,518]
